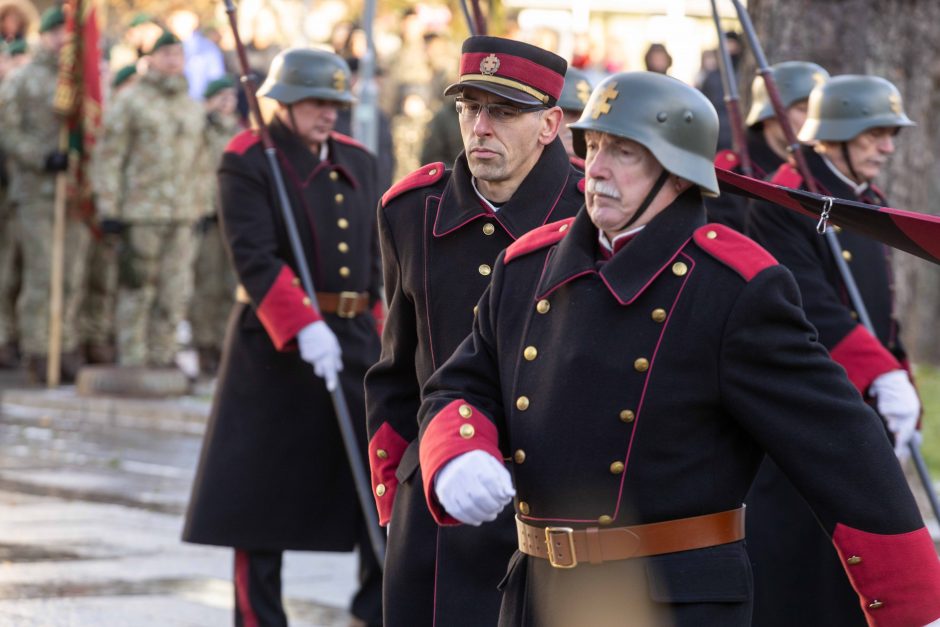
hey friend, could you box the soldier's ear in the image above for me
[537,106,564,146]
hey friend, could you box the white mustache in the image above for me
[586,178,622,200]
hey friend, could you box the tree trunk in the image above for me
[746,0,940,365]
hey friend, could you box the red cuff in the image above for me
[368,423,409,526]
[419,399,502,525]
[256,266,322,351]
[832,523,940,626]
[829,325,901,394]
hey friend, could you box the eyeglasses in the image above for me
[455,98,545,123]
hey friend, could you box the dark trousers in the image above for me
[234,530,383,626]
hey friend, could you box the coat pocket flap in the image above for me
[646,543,751,603]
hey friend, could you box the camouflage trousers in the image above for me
[116,223,195,367]
[189,219,235,351]
[0,202,20,345]
[15,202,90,355]
[79,236,118,347]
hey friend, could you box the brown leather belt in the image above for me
[235,285,369,319]
[517,507,745,569]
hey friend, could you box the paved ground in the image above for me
[0,371,361,626]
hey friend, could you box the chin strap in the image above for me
[840,142,862,184]
[623,169,671,229]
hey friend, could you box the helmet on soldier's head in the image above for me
[569,72,720,196]
[557,67,594,114]
[257,48,354,105]
[746,61,829,127]
[798,75,914,142]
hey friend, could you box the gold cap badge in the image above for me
[480,54,500,76]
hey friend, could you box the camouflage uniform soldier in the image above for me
[0,38,17,367]
[0,6,89,381]
[92,32,205,368]
[189,76,239,375]
[78,65,138,364]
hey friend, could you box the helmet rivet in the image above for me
[684,111,694,123]
[656,111,668,123]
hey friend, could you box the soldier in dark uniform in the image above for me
[415,72,940,627]
[708,61,829,231]
[182,48,383,627]
[364,36,583,627]
[746,75,921,627]
[556,67,593,169]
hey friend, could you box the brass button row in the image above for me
[338,242,349,253]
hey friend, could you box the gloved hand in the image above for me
[870,369,921,461]
[44,151,69,173]
[434,450,515,526]
[98,218,127,235]
[297,320,342,391]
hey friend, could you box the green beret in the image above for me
[129,13,154,28]
[148,30,181,55]
[204,75,235,99]
[111,64,137,88]
[7,38,27,56]
[39,5,66,34]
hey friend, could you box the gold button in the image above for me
[376,449,388,460]
[478,264,492,276]
[706,230,718,239]
[609,461,625,475]
[523,346,538,361]
[292,277,301,287]
[513,449,526,464]
[518,501,530,515]
[598,515,613,526]
[651,308,667,323]
[375,483,386,497]
[473,305,478,315]
[536,299,550,314]
[302,296,311,306]
[335,193,344,203]
[329,171,339,181]
[482,222,495,235]
[847,556,862,565]
[868,600,884,610]
[339,266,350,278]
[672,261,688,276]
[338,218,349,229]
[842,249,853,262]
[428,168,438,176]
[458,404,473,418]
[619,409,635,423]
[559,223,569,232]
[460,424,475,439]
[516,396,530,411]
[850,310,858,320]
[338,242,349,253]
[634,358,649,372]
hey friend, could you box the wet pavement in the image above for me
[0,375,360,626]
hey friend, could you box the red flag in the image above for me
[54,0,102,224]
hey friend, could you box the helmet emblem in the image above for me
[480,54,500,76]
[333,69,346,92]
[591,83,619,120]
[576,80,591,105]
[889,93,902,114]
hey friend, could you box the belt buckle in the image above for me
[544,526,577,569]
[337,291,359,319]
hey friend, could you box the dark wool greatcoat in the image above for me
[364,137,583,626]
[746,146,910,627]
[417,192,940,627]
[183,119,382,550]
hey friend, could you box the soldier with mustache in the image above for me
[365,36,583,627]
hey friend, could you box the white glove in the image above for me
[434,450,515,526]
[870,369,921,461]
[297,321,343,391]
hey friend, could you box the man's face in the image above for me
[583,131,667,233]
[763,100,809,155]
[843,126,897,181]
[41,26,67,55]
[458,87,552,186]
[786,100,809,135]
[149,44,185,76]
[559,110,581,159]
[281,98,341,148]
[206,88,237,116]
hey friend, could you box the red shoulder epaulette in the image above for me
[577,178,586,193]
[381,162,445,207]
[714,149,741,171]
[225,130,261,155]
[770,163,804,189]
[504,218,576,264]
[693,223,777,282]
[330,131,369,153]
